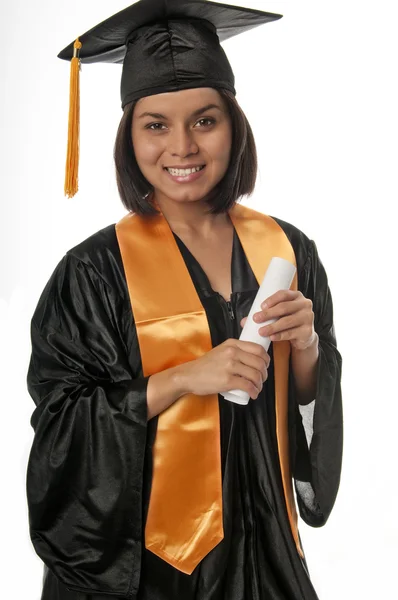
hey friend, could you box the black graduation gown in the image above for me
[26,215,343,600]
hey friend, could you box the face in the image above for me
[131,88,232,207]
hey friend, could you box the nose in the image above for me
[169,124,199,158]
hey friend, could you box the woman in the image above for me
[26,2,343,599]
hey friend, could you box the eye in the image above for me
[145,122,166,131]
[196,118,215,127]
[144,118,215,131]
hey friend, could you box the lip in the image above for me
[164,164,205,169]
[164,165,206,184]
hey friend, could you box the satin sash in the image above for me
[115,203,303,575]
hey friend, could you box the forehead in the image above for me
[134,87,224,115]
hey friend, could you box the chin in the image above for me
[159,185,212,204]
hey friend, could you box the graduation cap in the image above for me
[58,0,282,198]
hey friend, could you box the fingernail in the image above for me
[261,302,268,310]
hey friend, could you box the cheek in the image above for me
[208,126,232,164]
[132,128,162,167]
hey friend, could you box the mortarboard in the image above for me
[58,0,282,197]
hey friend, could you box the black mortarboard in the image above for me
[58,0,282,197]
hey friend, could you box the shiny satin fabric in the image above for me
[228,206,302,557]
[116,208,223,574]
[115,204,302,574]
[27,214,343,599]
[57,0,281,108]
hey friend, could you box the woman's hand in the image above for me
[240,290,318,351]
[176,339,271,401]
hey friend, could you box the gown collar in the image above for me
[172,227,258,300]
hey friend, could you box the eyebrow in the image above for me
[137,103,222,120]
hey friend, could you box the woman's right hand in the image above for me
[177,339,271,401]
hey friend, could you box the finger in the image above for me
[225,375,260,400]
[259,311,308,337]
[229,360,266,392]
[261,290,301,310]
[259,315,299,337]
[240,316,248,328]
[231,339,270,364]
[231,349,269,382]
[254,298,309,323]
[269,325,309,343]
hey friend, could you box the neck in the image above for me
[152,194,231,238]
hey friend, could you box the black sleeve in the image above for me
[26,253,148,598]
[289,239,343,527]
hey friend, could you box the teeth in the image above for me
[166,166,204,176]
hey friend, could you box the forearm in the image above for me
[290,333,320,405]
[147,364,188,420]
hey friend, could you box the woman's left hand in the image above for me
[240,290,318,351]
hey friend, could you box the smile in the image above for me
[165,166,205,176]
[163,165,206,183]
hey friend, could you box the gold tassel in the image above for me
[64,38,82,198]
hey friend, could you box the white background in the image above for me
[1,0,397,598]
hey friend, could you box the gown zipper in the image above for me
[226,299,235,321]
[217,293,236,341]
[217,293,235,321]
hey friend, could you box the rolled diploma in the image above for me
[222,257,296,405]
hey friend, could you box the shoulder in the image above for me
[31,224,128,325]
[64,223,127,297]
[32,223,131,331]
[269,215,313,274]
[66,223,120,268]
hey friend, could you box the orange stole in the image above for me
[115,203,303,576]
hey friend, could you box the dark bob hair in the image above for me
[114,89,257,216]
